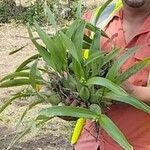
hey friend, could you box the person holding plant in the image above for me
[1,0,150,149]
[74,0,150,149]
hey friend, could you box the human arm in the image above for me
[122,81,150,102]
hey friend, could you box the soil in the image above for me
[0,23,73,150]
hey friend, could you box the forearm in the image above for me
[131,86,150,102]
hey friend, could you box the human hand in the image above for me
[121,80,134,95]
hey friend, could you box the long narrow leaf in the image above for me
[53,35,67,70]
[0,79,44,88]
[30,61,38,90]
[86,77,126,95]
[115,58,150,84]
[104,92,150,114]
[99,114,133,150]
[71,20,86,61]
[45,4,57,29]
[99,48,119,68]
[106,47,138,81]
[37,106,100,120]
[17,99,44,127]
[0,72,29,82]
[34,22,65,72]
[59,32,80,63]
[0,93,33,114]
[90,30,101,52]
[72,59,85,79]
[86,22,108,38]
[15,54,40,72]
[85,51,103,66]
[66,19,80,38]
[27,25,56,70]
[76,0,82,18]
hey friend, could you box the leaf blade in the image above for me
[104,92,150,114]
[99,114,133,150]
[86,77,126,95]
[106,47,138,81]
[38,106,100,120]
[115,58,150,84]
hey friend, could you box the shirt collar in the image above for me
[113,9,150,34]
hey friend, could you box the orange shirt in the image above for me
[75,10,150,150]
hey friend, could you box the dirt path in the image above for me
[0,23,73,150]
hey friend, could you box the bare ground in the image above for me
[0,23,73,150]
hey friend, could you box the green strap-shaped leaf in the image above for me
[85,51,103,66]
[17,99,44,128]
[71,20,86,61]
[90,30,101,52]
[106,47,138,81]
[83,34,92,44]
[0,72,29,82]
[86,22,108,38]
[72,59,85,79]
[45,4,57,29]
[0,79,44,88]
[34,21,64,72]
[53,35,67,70]
[99,48,119,69]
[29,60,38,90]
[76,0,82,18]
[59,32,80,63]
[37,106,100,120]
[82,41,91,49]
[66,19,81,38]
[99,114,133,150]
[104,92,150,114]
[33,21,53,48]
[27,25,56,70]
[115,58,150,84]
[0,92,33,114]
[85,48,119,77]
[15,54,40,72]
[86,77,126,95]
[66,18,85,60]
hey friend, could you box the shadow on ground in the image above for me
[0,125,73,150]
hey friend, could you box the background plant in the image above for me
[0,0,17,23]
[0,0,87,25]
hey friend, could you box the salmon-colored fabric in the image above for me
[75,10,150,150]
